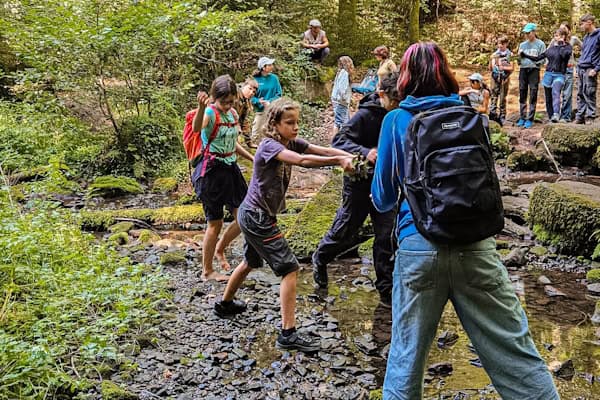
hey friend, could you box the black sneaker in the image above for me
[214,299,246,318]
[312,264,328,288]
[276,332,320,353]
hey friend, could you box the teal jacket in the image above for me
[251,73,282,112]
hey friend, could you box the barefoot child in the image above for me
[214,98,354,352]
[192,75,254,282]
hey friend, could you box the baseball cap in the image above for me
[258,56,275,70]
[468,73,484,82]
[522,23,537,33]
[309,19,321,27]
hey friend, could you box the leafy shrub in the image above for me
[0,199,166,398]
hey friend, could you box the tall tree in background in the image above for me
[338,0,358,55]
[409,0,420,43]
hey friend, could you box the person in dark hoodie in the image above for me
[372,41,558,400]
[575,14,600,124]
[312,73,400,307]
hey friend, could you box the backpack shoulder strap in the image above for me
[207,104,221,142]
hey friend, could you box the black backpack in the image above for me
[402,106,504,244]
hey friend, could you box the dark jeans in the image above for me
[561,68,574,121]
[519,68,540,121]
[312,176,397,298]
[489,79,509,120]
[309,47,330,63]
[576,67,598,120]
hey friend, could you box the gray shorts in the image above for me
[238,205,299,277]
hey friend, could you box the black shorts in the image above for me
[238,205,299,277]
[193,160,248,221]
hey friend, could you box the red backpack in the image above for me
[182,104,238,169]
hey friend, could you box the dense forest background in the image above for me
[1,1,600,398]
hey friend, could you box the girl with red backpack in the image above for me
[192,75,254,282]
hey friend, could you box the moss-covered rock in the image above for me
[529,181,600,257]
[138,229,160,243]
[87,175,143,198]
[80,204,205,231]
[151,177,178,194]
[160,250,186,265]
[542,123,600,168]
[108,232,129,245]
[369,389,383,400]
[506,149,553,172]
[108,221,135,234]
[587,269,600,283]
[529,246,548,257]
[100,380,138,400]
[285,175,342,261]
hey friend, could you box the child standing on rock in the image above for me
[192,75,254,282]
[214,98,354,353]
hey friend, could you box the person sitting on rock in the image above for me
[302,19,330,64]
[213,98,354,353]
[312,74,401,308]
[459,73,490,114]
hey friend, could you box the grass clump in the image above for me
[587,269,600,283]
[151,177,178,194]
[0,198,167,399]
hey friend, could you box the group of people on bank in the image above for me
[181,15,587,399]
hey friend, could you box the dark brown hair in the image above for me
[373,45,390,59]
[380,72,400,102]
[497,35,509,45]
[210,75,237,100]
[397,42,459,101]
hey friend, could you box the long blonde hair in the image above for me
[264,98,301,142]
[337,56,354,73]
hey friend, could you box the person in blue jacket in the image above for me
[371,41,559,400]
[575,14,600,124]
[251,56,283,144]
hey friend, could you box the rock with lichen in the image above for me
[542,123,600,169]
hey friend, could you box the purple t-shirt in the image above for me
[243,137,310,216]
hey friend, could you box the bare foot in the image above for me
[215,252,232,271]
[202,271,229,282]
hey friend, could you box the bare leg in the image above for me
[280,271,297,329]
[222,260,252,301]
[202,219,228,282]
[215,209,241,271]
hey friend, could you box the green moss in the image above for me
[100,380,138,400]
[138,229,160,243]
[108,221,135,234]
[506,150,552,172]
[497,248,511,257]
[151,177,178,194]
[80,204,205,231]
[369,389,383,400]
[495,239,509,249]
[87,175,143,198]
[175,193,197,205]
[276,213,299,234]
[108,232,129,245]
[359,237,374,258]
[587,269,600,283]
[285,175,342,260]
[160,250,186,265]
[543,124,600,168]
[489,121,510,158]
[529,182,600,257]
[529,246,548,257]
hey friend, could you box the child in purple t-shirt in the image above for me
[214,97,354,353]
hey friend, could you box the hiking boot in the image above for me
[516,118,525,127]
[551,114,559,123]
[523,120,533,129]
[214,299,247,318]
[276,331,320,353]
[312,263,328,288]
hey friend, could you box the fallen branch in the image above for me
[536,138,563,181]
[113,217,159,233]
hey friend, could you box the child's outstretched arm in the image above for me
[235,142,254,162]
[303,143,352,158]
[275,149,354,172]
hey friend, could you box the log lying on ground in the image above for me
[528,181,600,257]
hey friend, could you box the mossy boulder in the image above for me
[529,246,548,257]
[80,204,205,231]
[108,221,135,234]
[506,149,553,172]
[100,380,138,400]
[587,269,600,283]
[108,232,129,245]
[138,229,160,243]
[285,175,342,261]
[529,181,600,257]
[160,250,186,265]
[542,123,600,168]
[151,177,178,194]
[87,175,143,198]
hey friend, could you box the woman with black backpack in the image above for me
[371,42,558,400]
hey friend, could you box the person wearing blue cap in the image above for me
[250,57,282,143]
[517,23,546,128]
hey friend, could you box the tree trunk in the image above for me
[338,0,357,53]
[408,0,420,43]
